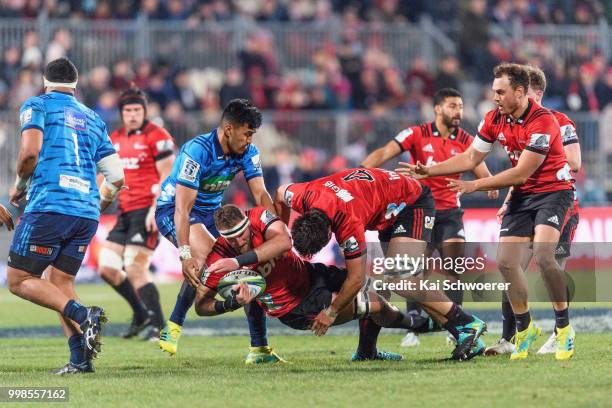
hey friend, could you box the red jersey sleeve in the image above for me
[393,126,418,152]
[524,113,557,155]
[248,206,281,237]
[335,216,366,260]
[202,239,239,291]
[147,126,175,161]
[282,182,308,213]
[555,112,579,146]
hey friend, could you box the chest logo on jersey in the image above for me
[64,108,87,131]
[422,143,434,153]
[343,169,374,182]
[385,202,406,220]
[200,175,234,192]
[324,181,354,203]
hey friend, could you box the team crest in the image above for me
[342,236,359,253]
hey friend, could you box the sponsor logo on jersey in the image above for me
[260,210,276,226]
[156,139,174,152]
[529,133,551,150]
[134,142,148,150]
[561,125,578,143]
[394,128,413,143]
[343,169,374,182]
[393,225,406,234]
[64,108,87,131]
[29,245,53,256]
[385,202,406,220]
[497,132,506,142]
[324,181,354,203]
[422,143,434,153]
[200,175,234,192]
[20,107,32,126]
[121,157,142,170]
[424,216,435,229]
[251,154,262,170]
[59,174,90,194]
[178,157,200,183]
[547,215,559,225]
[284,188,294,206]
[342,236,359,253]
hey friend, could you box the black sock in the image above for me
[501,299,516,341]
[554,308,569,330]
[444,303,472,326]
[68,334,85,365]
[356,318,381,358]
[515,311,531,332]
[388,312,418,329]
[138,283,164,329]
[63,300,87,325]
[113,279,148,321]
[444,288,464,306]
[406,301,421,315]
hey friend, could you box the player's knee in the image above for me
[6,268,28,295]
[99,247,124,272]
[123,246,152,273]
[534,252,560,274]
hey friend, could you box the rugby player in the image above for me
[6,58,124,374]
[195,205,421,361]
[275,168,488,361]
[361,88,498,348]
[399,63,576,360]
[155,99,285,364]
[486,65,582,356]
[98,86,176,341]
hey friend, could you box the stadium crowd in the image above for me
[0,0,610,205]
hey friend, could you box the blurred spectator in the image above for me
[21,31,42,70]
[10,68,38,108]
[82,66,111,107]
[45,28,71,64]
[435,55,461,91]
[0,46,21,86]
[459,0,490,79]
[172,69,200,111]
[219,67,251,107]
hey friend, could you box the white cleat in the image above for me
[446,334,457,347]
[537,332,558,354]
[484,338,516,356]
[400,332,420,347]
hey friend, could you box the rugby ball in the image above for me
[216,269,266,300]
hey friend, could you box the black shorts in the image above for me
[428,208,465,249]
[278,263,347,330]
[556,212,579,259]
[107,208,159,250]
[379,185,435,243]
[500,190,573,238]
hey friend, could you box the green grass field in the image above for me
[1,283,612,407]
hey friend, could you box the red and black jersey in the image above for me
[394,122,473,210]
[551,109,580,216]
[476,98,572,194]
[203,206,310,318]
[111,120,175,213]
[282,168,423,260]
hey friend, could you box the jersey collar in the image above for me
[507,99,533,125]
[127,119,150,136]
[431,121,458,140]
[49,90,75,97]
[212,128,226,160]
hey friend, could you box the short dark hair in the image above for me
[44,57,78,84]
[291,209,331,258]
[526,65,547,93]
[214,204,245,231]
[493,63,529,91]
[433,88,462,106]
[119,84,148,111]
[221,99,262,129]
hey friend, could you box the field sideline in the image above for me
[1,283,612,407]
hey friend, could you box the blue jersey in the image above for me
[157,129,263,212]
[19,91,116,221]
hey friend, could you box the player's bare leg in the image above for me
[159,223,214,355]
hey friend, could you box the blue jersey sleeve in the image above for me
[94,119,116,162]
[241,144,263,181]
[175,141,209,190]
[19,97,45,132]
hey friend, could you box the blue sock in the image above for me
[169,281,196,326]
[244,301,268,347]
[63,300,87,325]
[68,334,86,365]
